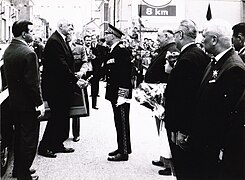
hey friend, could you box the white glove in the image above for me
[77,78,89,89]
[36,103,45,118]
[116,96,131,107]
[75,71,86,79]
[164,60,173,74]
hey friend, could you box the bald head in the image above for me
[157,26,175,48]
[179,19,197,40]
[203,19,232,41]
[174,19,198,50]
[57,18,74,36]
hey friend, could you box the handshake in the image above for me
[76,75,93,89]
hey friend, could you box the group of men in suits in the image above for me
[164,19,245,180]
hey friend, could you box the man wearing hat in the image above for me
[232,22,245,62]
[104,24,132,161]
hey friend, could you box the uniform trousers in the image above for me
[13,111,40,180]
[111,102,131,155]
[72,117,80,138]
[91,76,99,107]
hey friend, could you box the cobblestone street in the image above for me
[3,82,176,180]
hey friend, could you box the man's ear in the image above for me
[212,35,218,46]
[237,33,245,43]
[21,31,26,39]
[179,31,184,40]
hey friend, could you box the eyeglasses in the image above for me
[174,30,182,36]
[163,30,174,35]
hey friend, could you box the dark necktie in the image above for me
[200,57,216,86]
[65,37,73,55]
[211,57,217,68]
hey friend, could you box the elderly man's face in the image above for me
[156,31,166,47]
[201,29,216,54]
[60,21,74,36]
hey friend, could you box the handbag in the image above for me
[39,88,89,121]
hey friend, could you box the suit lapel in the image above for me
[54,31,72,55]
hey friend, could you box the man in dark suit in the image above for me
[164,19,210,180]
[38,19,87,158]
[104,24,132,161]
[232,22,245,63]
[191,19,245,180]
[144,26,180,176]
[3,20,45,180]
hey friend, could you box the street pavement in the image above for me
[3,81,176,180]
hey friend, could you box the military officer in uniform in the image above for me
[104,24,132,161]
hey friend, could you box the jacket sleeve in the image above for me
[23,51,43,106]
[117,47,132,98]
[44,38,78,84]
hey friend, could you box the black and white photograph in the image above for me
[0,0,244,180]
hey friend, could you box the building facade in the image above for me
[0,0,19,42]
[99,0,244,41]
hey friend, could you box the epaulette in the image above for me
[119,44,125,48]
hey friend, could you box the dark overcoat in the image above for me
[41,30,78,100]
[193,49,245,180]
[144,42,179,83]
[164,44,210,134]
[39,31,79,150]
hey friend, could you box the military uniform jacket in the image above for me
[3,39,43,112]
[105,42,132,103]
[164,44,210,134]
[41,31,78,99]
[192,49,245,148]
[144,42,179,83]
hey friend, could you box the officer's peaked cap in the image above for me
[105,24,124,38]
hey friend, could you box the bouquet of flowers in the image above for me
[134,83,167,119]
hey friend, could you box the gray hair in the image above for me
[179,19,197,39]
[204,19,232,39]
[158,26,174,35]
[57,18,71,28]
[204,19,232,47]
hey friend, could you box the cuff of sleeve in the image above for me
[118,87,129,98]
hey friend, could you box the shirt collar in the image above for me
[181,42,195,52]
[110,41,120,52]
[13,38,28,46]
[215,47,232,62]
[57,30,66,42]
[238,47,245,54]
